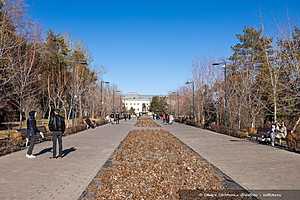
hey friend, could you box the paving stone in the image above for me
[0,121,135,200]
[164,122,300,191]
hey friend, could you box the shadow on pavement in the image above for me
[34,147,52,156]
[62,147,77,158]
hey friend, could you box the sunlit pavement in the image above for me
[163,122,300,191]
[1,120,300,200]
[0,120,135,200]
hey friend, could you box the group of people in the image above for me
[26,109,65,159]
[152,113,174,124]
[269,121,288,146]
[106,113,132,124]
[123,113,131,121]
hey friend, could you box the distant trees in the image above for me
[0,0,118,127]
[175,26,300,133]
[129,107,135,115]
[149,96,168,115]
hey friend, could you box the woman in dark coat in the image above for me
[26,111,43,158]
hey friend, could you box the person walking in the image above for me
[270,123,276,147]
[26,111,44,159]
[48,109,65,159]
[162,113,166,124]
[116,112,120,124]
[110,113,115,124]
[169,114,174,124]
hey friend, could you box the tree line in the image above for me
[172,26,300,133]
[0,0,121,128]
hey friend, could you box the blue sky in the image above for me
[26,0,300,95]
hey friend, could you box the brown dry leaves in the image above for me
[135,117,161,128]
[94,129,224,200]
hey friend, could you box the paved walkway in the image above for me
[2,119,300,200]
[0,120,135,200]
[164,122,300,191]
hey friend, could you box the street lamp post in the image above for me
[213,60,228,128]
[113,89,121,114]
[168,92,172,114]
[176,91,179,118]
[119,94,122,113]
[185,81,195,122]
[169,91,178,116]
[113,89,115,114]
[100,80,110,117]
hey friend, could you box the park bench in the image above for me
[83,118,96,129]
[251,127,292,148]
[254,127,271,144]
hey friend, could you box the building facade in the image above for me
[122,93,154,115]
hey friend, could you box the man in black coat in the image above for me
[48,109,65,158]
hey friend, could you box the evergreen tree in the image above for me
[230,27,273,127]
[149,96,168,114]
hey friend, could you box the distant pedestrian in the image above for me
[110,113,115,124]
[162,114,166,123]
[169,114,174,124]
[270,123,276,147]
[48,109,65,159]
[124,113,127,121]
[128,114,131,120]
[116,112,120,124]
[26,111,44,159]
[105,115,111,124]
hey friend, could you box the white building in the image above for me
[122,93,153,115]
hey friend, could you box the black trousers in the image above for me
[27,135,36,155]
[52,131,63,157]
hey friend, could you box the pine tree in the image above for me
[230,27,273,128]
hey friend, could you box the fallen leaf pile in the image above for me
[84,129,255,200]
[135,117,161,127]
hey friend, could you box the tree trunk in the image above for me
[47,75,52,120]
[68,104,72,120]
[92,101,95,119]
[48,104,52,120]
[266,51,278,123]
[63,106,68,128]
[251,116,256,128]
[19,99,23,129]
[273,83,277,123]
[79,96,82,118]
[238,102,241,130]
[292,116,300,133]
[19,110,23,129]
[201,96,205,126]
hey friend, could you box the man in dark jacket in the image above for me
[48,109,65,158]
[116,112,120,124]
[26,111,44,159]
